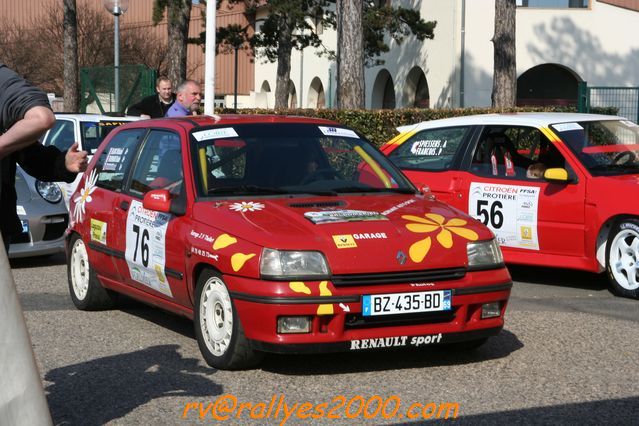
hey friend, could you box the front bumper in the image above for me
[227,268,512,354]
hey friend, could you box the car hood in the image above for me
[192,194,493,274]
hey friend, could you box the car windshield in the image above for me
[552,119,639,175]
[190,123,415,197]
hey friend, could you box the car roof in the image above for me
[54,112,141,122]
[396,112,626,133]
[116,114,341,131]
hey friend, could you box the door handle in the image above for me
[119,200,130,211]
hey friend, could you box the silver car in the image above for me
[9,166,68,258]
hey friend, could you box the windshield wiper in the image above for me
[208,185,289,195]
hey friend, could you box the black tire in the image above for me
[194,269,263,370]
[606,219,639,299]
[67,234,116,310]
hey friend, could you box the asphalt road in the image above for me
[9,253,639,425]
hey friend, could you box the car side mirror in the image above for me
[543,168,571,183]
[415,182,436,200]
[143,190,172,213]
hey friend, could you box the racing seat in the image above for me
[482,134,532,177]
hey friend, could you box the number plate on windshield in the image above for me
[362,290,451,316]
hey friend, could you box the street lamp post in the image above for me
[103,0,129,112]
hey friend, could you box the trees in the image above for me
[211,0,435,109]
[491,0,517,108]
[153,0,193,86]
[63,0,79,112]
[0,3,167,98]
[337,1,436,108]
[337,0,363,109]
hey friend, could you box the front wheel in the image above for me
[194,270,263,369]
[606,219,639,299]
[67,234,116,310]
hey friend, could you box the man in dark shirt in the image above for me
[0,63,88,251]
[127,76,176,118]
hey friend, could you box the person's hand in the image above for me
[65,142,88,173]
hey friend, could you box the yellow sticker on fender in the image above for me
[332,235,357,249]
[90,219,107,244]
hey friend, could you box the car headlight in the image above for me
[467,239,504,270]
[35,180,62,203]
[260,248,330,279]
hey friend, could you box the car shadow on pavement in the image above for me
[260,329,523,375]
[391,395,639,425]
[507,264,609,292]
[9,252,66,269]
[118,300,197,339]
[44,344,221,426]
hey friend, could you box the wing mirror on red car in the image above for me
[415,182,436,200]
[143,189,172,213]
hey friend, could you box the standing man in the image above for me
[166,80,202,117]
[127,76,176,118]
[0,63,87,252]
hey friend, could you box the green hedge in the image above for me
[219,106,619,148]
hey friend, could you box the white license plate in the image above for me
[362,290,451,316]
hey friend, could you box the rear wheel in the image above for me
[194,270,262,369]
[67,234,116,310]
[606,219,639,299]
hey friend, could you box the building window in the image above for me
[517,0,589,8]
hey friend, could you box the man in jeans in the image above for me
[0,63,88,252]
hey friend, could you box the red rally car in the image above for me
[66,115,511,369]
[382,113,639,300]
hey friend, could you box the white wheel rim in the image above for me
[610,227,639,291]
[70,239,90,300]
[199,277,233,356]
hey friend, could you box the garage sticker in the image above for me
[469,182,540,250]
[125,200,173,297]
[90,218,107,244]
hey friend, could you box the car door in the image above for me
[385,125,475,205]
[455,125,587,260]
[82,128,146,284]
[112,128,191,307]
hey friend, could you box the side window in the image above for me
[129,131,183,197]
[95,129,145,192]
[42,119,75,151]
[471,126,567,180]
[387,126,469,171]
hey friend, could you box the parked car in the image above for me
[381,112,639,299]
[65,115,511,369]
[41,113,141,206]
[9,166,68,258]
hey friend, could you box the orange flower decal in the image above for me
[402,213,479,263]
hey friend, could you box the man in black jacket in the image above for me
[0,63,87,252]
[126,76,176,118]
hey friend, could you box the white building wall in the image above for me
[253,0,639,110]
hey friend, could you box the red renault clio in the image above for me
[66,115,511,369]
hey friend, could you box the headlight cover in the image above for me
[36,180,62,204]
[260,248,330,279]
[467,239,504,270]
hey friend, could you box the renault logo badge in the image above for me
[396,250,407,265]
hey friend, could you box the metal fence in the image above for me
[578,82,639,123]
[80,65,157,114]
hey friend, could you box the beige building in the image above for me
[2,1,639,111]
[252,0,639,112]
